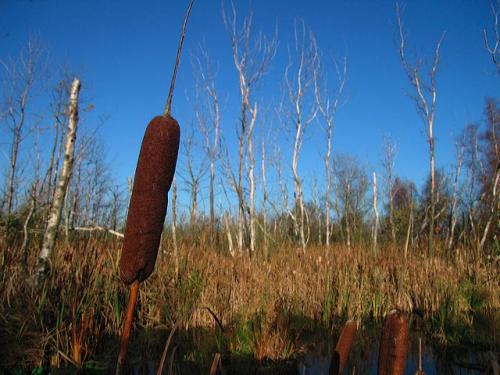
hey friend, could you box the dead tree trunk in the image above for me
[447,138,465,251]
[223,212,234,256]
[383,137,397,246]
[261,134,269,258]
[21,183,38,270]
[479,163,500,252]
[2,41,41,217]
[397,4,444,256]
[247,103,257,255]
[483,0,500,75]
[37,78,81,282]
[285,21,319,253]
[193,47,220,237]
[403,186,414,259]
[314,57,347,249]
[372,172,379,253]
[223,3,276,255]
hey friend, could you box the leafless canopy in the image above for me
[396,3,445,128]
[0,39,46,215]
[483,0,500,74]
[396,2,445,255]
[221,0,278,254]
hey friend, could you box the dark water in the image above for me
[124,344,497,375]
[61,312,499,374]
[121,332,498,374]
[298,336,496,374]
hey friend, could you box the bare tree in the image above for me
[383,136,398,246]
[261,131,269,258]
[372,171,379,253]
[220,178,235,256]
[219,135,248,253]
[397,3,445,256]
[314,56,347,248]
[107,184,126,232]
[42,78,71,208]
[64,129,100,232]
[270,144,291,243]
[222,1,277,255]
[484,0,500,74]
[333,154,369,249]
[403,184,415,258]
[37,78,81,282]
[180,129,207,226]
[192,47,221,233]
[21,182,39,269]
[283,20,319,253]
[479,164,499,252]
[0,40,44,216]
[247,103,258,255]
[461,124,485,248]
[223,211,235,256]
[446,134,465,251]
[478,99,500,252]
[79,140,112,227]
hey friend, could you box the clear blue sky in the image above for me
[1,0,499,213]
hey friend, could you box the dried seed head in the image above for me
[119,115,180,284]
[334,320,357,374]
[378,309,409,375]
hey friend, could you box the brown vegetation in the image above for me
[0,235,497,370]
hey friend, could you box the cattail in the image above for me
[115,1,195,373]
[378,309,409,375]
[119,115,179,284]
[330,319,357,375]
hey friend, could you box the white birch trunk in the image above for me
[325,125,332,248]
[447,146,464,251]
[372,172,379,254]
[37,78,81,281]
[237,130,245,254]
[292,115,307,253]
[223,212,234,257]
[479,165,499,252]
[261,135,268,258]
[248,103,257,256]
[404,188,414,259]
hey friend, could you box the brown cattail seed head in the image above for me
[334,320,357,374]
[378,309,409,375]
[119,115,180,284]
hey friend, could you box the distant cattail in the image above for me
[378,309,409,375]
[330,319,357,375]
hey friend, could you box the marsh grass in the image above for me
[0,234,498,372]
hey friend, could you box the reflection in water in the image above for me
[378,310,409,375]
[126,334,495,374]
[120,313,498,375]
[298,336,491,375]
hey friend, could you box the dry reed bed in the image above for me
[0,238,498,368]
[186,245,498,326]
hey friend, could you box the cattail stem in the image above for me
[116,280,140,375]
[418,337,422,371]
[164,0,196,116]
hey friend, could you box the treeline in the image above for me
[0,5,499,268]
